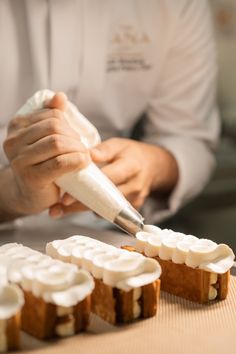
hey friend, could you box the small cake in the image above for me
[0,243,94,340]
[0,266,24,352]
[46,236,161,324]
[124,225,235,304]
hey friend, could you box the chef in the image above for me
[0,0,219,226]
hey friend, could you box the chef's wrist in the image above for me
[150,145,179,194]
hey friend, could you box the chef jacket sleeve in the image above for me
[142,0,220,224]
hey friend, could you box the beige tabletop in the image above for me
[0,214,235,354]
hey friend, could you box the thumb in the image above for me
[90,138,125,163]
[46,92,67,111]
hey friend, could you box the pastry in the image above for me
[46,235,161,324]
[0,266,24,352]
[123,225,235,303]
[0,243,94,340]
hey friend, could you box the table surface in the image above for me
[0,214,235,354]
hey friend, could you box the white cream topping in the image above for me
[133,287,142,301]
[133,301,141,319]
[0,243,94,307]
[17,90,132,223]
[0,265,23,349]
[133,287,142,319]
[0,243,20,253]
[159,232,186,261]
[208,286,218,300]
[136,225,235,274]
[172,236,198,264]
[55,316,75,337]
[0,283,24,320]
[46,235,161,292]
[135,231,150,253]
[92,253,121,279]
[210,273,218,285]
[0,267,7,288]
[56,306,73,317]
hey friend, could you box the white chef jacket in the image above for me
[0,0,220,224]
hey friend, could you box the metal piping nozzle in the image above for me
[114,205,144,236]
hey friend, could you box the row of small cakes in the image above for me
[0,243,94,338]
[46,236,161,321]
[46,235,161,292]
[135,225,235,274]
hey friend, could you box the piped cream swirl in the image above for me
[46,235,161,291]
[136,225,235,274]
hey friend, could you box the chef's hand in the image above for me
[91,138,178,209]
[1,93,90,219]
[50,137,178,217]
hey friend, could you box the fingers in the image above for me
[7,132,87,164]
[6,117,73,149]
[4,90,91,193]
[91,138,128,163]
[30,151,90,184]
[48,204,64,218]
[100,158,140,186]
[118,179,148,210]
[8,108,66,133]
[5,108,83,162]
[49,200,88,218]
[8,92,68,134]
[46,92,67,111]
[49,189,88,218]
[61,193,77,206]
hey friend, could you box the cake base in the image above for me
[21,291,91,339]
[6,312,21,351]
[154,256,229,303]
[122,246,230,304]
[91,278,160,325]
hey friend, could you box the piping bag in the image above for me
[16,90,144,235]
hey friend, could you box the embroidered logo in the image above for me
[107,24,152,72]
